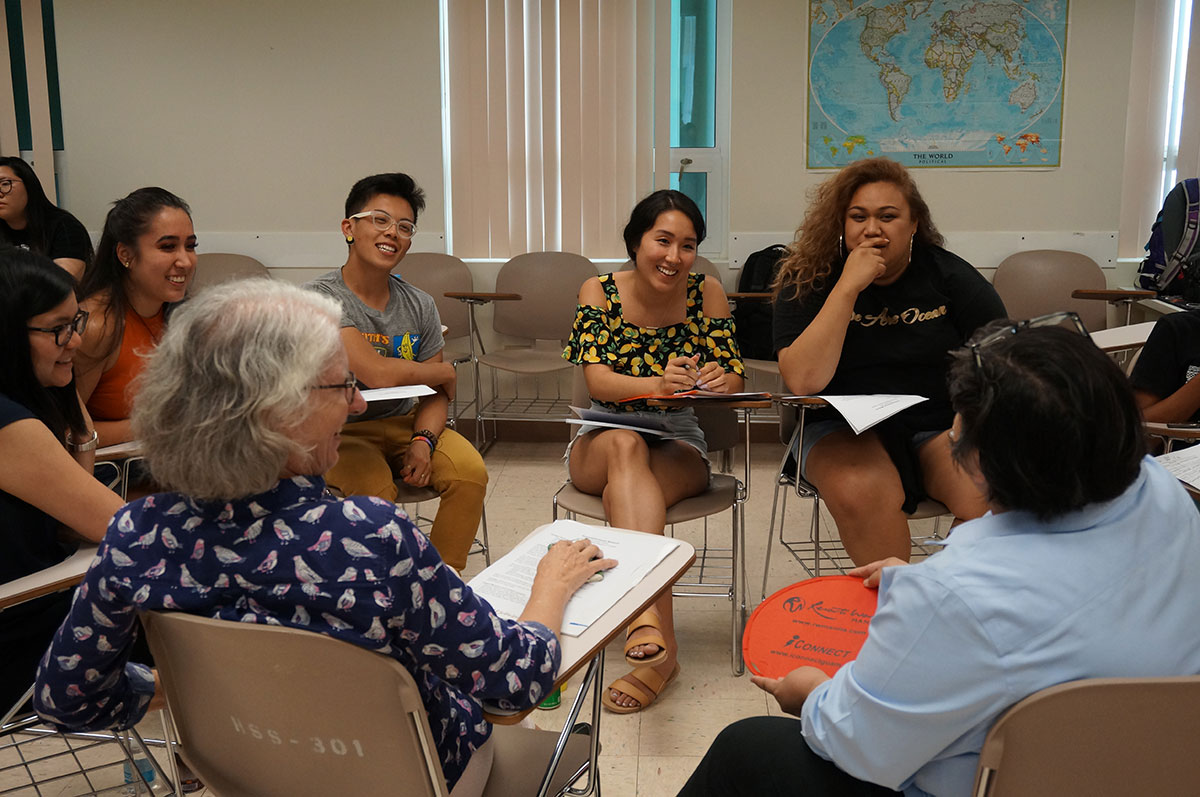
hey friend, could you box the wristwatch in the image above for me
[68,428,99,453]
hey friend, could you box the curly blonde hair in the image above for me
[772,157,944,301]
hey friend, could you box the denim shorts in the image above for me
[795,418,941,480]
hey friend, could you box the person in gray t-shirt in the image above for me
[303,173,486,571]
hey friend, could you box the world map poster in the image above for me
[807,1,1068,168]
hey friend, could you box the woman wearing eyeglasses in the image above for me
[773,157,1007,567]
[0,156,94,280]
[34,280,612,795]
[75,187,196,448]
[0,248,123,713]
[303,173,485,573]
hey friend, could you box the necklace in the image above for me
[128,306,164,345]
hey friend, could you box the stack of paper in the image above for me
[469,519,681,636]
[565,406,671,436]
[1156,444,1200,490]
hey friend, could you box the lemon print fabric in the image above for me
[564,272,744,412]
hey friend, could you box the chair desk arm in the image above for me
[1070,289,1157,303]
[445,291,523,304]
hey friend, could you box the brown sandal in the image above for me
[623,607,668,666]
[601,662,681,714]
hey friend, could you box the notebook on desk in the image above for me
[469,519,681,637]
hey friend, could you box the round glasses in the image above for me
[28,309,89,346]
[349,210,416,239]
[0,177,22,196]
[312,371,359,404]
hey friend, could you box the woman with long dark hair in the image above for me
[76,187,196,446]
[0,247,122,712]
[564,189,744,713]
[0,156,93,279]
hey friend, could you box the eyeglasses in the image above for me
[0,178,23,196]
[312,371,359,404]
[969,311,1091,369]
[349,210,417,239]
[28,309,89,346]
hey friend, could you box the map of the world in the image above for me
[807,1,1067,168]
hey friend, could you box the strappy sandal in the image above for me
[601,662,681,715]
[623,607,668,666]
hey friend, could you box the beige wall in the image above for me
[729,1,1136,239]
[54,0,445,237]
[53,0,1137,273]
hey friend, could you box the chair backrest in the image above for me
[494,252,597,341]
[191,253,270,293]
[141,611,450,797]
[991,250,1107,332]
[973,676,1200,797]
[398,253,473,339]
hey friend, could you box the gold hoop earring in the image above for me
[908,234,914,263]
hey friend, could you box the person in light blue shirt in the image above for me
[680,316,1200,797]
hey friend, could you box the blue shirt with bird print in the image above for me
[33,475,560,790]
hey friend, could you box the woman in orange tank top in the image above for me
[76,188,196,446]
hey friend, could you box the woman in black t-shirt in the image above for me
[772,157,1006,566]
[0,156,93,280]
[0,249,122,712]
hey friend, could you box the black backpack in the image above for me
[1136,178,1200,299]
[732,244,787,361]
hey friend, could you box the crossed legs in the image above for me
[806,428,986,566]
[568,429,708,710]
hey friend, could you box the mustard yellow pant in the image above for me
[326,413,487,570]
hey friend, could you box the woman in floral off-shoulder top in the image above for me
[562,189,744,714]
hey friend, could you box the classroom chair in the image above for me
[1,547,177,795]
[972,675,1200,796]
[992,249,1152,332]
[190,252,270,293]
[551,370,748,674]
[468,251,597,451]
[759,400,948,599]
[397,252,480,425]
[141,611,591,797]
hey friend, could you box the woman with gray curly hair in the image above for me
[35,279,613,794]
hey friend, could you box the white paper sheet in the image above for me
[360,385,436,402]
[817,394,928,435]
[468,519,681,636]
[1156,444,1200,490]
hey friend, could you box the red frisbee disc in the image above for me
[743,575,878,678]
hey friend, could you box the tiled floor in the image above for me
[5,437,939,796]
